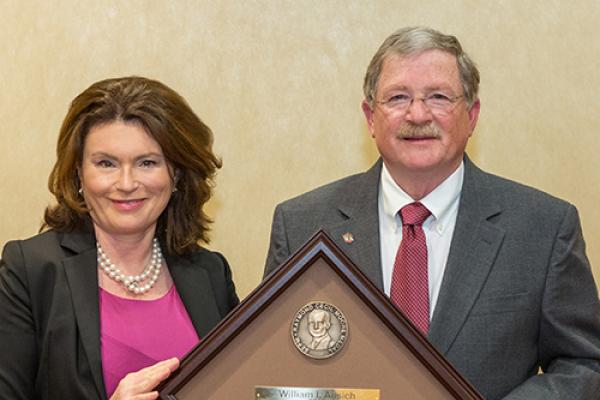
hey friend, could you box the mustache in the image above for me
[395,122,442,139]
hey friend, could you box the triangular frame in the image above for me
[159,230,482,399]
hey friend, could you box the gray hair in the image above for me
[363,27,480,108]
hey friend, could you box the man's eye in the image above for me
[388,94,410,102]
[429,93,451,101]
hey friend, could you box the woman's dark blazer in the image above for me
[0,226,240,400]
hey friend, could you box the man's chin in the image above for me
[388,157,444,173]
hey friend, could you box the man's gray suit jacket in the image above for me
[264,156,600,400]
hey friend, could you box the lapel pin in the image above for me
[342,232,354,244]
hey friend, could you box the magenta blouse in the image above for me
[99,286,199,397]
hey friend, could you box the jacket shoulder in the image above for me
[278,170,369,212]
[2,230,67,266]
[476,167,572,213]
[179,247,230,272]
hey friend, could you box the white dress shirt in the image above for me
[378,162,464,318]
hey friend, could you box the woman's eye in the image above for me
[96,160,114,168]
[140,159,157,167]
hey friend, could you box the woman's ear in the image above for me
[76,168,82,191]
[171,169,180,193]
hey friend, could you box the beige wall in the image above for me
[1,1,599,298]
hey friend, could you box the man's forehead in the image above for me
[384,47,457,63]
[377,50,461,91]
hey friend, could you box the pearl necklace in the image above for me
[97,238,163,295]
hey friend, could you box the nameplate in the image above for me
[256,386,380,400]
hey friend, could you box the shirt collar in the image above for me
[380,161,464,231]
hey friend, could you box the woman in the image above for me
[0,77,239,399]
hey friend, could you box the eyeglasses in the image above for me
[375,93,464,114]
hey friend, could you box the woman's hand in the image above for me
[109,357,179,400]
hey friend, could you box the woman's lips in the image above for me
[111,199,145,211]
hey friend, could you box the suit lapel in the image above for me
[327,160,384,290]
[60,230,221,397]
[61,228,107,399]
[323,157,505,355]
[168,253,223,338]
[428,158,505,354]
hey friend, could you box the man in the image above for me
[264,27,600,399]
[307,309,333,350]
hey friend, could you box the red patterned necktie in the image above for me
[390,202,431,334]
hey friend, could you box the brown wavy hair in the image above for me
[43,76,222,255]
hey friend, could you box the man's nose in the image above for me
[404,98,434,124]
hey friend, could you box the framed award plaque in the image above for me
[158,231,483,400]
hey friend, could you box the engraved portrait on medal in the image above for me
[291,301,348,359]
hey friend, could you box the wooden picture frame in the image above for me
[158,230,483,399]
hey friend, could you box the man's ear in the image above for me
[361,99,376,138]
[467,99,481,135]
